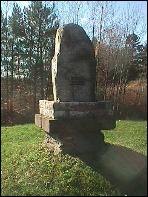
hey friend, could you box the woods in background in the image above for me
[1,1,147,124]
[1,1,59,123]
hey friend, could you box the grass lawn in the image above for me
[103,120,147,156]
[1,120,147,196]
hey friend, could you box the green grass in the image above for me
[1,121,147,196]
[103,120,147,156]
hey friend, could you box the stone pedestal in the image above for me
[35,100,116,155]
[36,100,116,131]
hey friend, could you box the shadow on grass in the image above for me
[69,143,147,196]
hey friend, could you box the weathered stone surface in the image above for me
[41,116,52,133]
[42,119,106,155]
[35,114,42,128]
[52,23,96,102]
[39,100,115,122]
[39,100,113,111]
[38,115,115,134]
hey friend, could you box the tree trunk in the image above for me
[10,42,14,122]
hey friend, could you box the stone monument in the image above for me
[35,23,116,155]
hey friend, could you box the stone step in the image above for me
[39,100,114,120]
[35,114,116,133]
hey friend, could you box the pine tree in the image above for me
[2,1,59,118]
[137,43,147,79]
[23,1,59,112]
[126,33,145,81]
[1,7,11,114]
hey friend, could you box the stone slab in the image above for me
[38,115,116,133]
[35,114,42,128]
[41,115,52,133]
[39,100,114,120]
[42,119,106,155]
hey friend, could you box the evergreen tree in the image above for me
[9,3,25,78]
[137,43,147,79]
[1,8,12,113]
[23,1,59,111]
[126,33,146,81]
[1,10,5,76]
[1,1,59,116]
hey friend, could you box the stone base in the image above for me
[35,114,42,127]
[35,114,108,155]
[35,100,116,155]
[42,125,106,155]
[39,100,114,118]
[35,114,115,133]
[38,100,116,130]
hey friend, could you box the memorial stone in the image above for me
[52,24,96,102]
[35,23,116,155]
